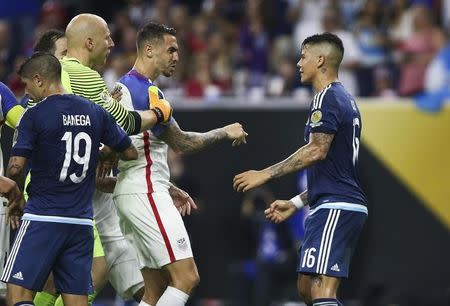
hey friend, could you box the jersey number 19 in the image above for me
[59,131,92,183]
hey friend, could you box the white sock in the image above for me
[156,286,189,306]
[139,300,152,306]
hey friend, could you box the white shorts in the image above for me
[114,192,193,269]
[92,190,144,298]
[0,204,9,296]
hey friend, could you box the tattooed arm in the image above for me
[266,132,334,179]
[6,156,27,191]
[233,133,334,192]
[160,120,247,154]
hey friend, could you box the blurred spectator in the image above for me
[110,10,134,48]
[415,42,450,111]
[237,0,269,88]
[397,4,446,96]
[354,0,389,96]
[187,16,209,55]
[290,0,328,49]
[208,31,233,94]
[425,43,450,93]
[321,6,361,96]
[125,0,154,27]
[266,56,299,97]
[387,0,415,44]
[184,52,222,99]
[0,20,14,82]
[374,66,398,99]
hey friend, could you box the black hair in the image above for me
[33,29,65,54]
[302,32,344,66]
[137,22,176,50]
[18,52,61,81]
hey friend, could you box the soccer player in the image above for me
[114,22,247,306]
[0,82,25,299]
[33,30,67,59]
[30,29,109,306]
[0,52,138,306]
[233,33,368,306]
[54,13,173,302]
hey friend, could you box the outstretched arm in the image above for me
[233,132,334,192]
[160,120,247,154]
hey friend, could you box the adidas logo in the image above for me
[330,264,340,272]
[12,271,23,280]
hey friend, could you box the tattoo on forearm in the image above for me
[267,133,333,179]
[164,123,227,154]
[7,158,25,190]
[267,149,306,179]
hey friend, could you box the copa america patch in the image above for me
[310,110,323,127]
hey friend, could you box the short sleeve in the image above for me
[99,107,132,152]
[309,91,340,134]
[12,108,36,158]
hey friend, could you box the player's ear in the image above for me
[317,55,325,68]
[146,44,153,58]
[32,74,43,87]
[86,37,94,51]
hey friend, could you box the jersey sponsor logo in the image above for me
[12,271,23,280]
[62,114,92,126]
[330,263,340,272]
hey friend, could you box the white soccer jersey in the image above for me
[114,73,172,195]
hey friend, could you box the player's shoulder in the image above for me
[119,70,150,91]
[0,81,15,99]
[60,57,100,77]
[318,82,353,109]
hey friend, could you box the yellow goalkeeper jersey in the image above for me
[29,57,139,134]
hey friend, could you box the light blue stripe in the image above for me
[22,213,93,226]
[309,202,368,216]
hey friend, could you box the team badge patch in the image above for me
[310,110,322,123]
[177,238,188,251]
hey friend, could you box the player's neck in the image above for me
[66,49,93,69]
[312,72,339,92]
[133,58,159,81]
[43,83,67,99]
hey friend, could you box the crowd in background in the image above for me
[0,0,449,103]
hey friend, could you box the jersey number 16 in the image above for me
[352,117,360,165]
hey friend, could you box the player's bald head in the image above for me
[65,13,108,48]
[301,32,344,70]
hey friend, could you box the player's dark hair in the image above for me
[18,52,61,82]
[302,32,344,66]
[34,29,65,54]
[137,22,176,50]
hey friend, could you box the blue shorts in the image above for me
[297,208,366,278]
[0,220,93,295]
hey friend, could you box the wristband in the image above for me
[289,194,304,210]
[151,108,164,124]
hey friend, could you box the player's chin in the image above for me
[300,74,310,84]
[163,70,175,77]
